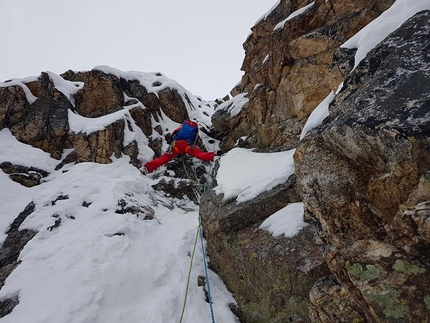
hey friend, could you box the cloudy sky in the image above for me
[0,0,274,99]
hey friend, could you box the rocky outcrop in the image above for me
[62,69,124,118]
[0,72,72,159]
[1,2,429,323]
[0,162,49,187]
[200,176,330,322]
[204,4,430,323]
[0,68,211,174]
[213,0,395,152]
[295,11,430,322]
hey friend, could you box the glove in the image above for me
[216,150,223,156]
[213,156,221,163]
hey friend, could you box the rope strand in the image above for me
[178,223,200,323]
[199,217,216,323]
[178,133,218,323]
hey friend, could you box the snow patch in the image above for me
[342,0,430,68]
[274,2,315,30]
[260,203,308,238]
[0,81,37,104]
[217,93,249,118]
[300,91,335,140]
[215,148,295,203]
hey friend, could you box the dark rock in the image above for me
[47,218,61,231]
[62,69,124,118]
[151,177,200,204]
[0,296,19,318]
[295,11,430,322]
[200,174,300,234]
[0,162,50,187]
[115,198,155,220]
[1,73,72,159]
[0,202,37,290]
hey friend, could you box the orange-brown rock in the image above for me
[217,0,395,151]
[0,73,71,159]
[62,69,124,118]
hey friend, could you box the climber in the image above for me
[142,119,222,174]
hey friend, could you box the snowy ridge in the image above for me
[274,1,315,30]
[93,65,215,128]
[216,93,249,118]
[342,0,430,68]
[254,0,281,25]
[46,71,83,107]
[0,81,37,104]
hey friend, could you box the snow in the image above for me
[68,107,142,136]
[216,93,249,118]
[0,133,238,323]
[260,203,308,238]
[0,80,37,104]
[0,129,58,172]
[300,91,335,140]
[342,0,430,68]
[2,1,424,320]
[0,171,33,245]
[255,0,281,25]
[215,148,296,203]
[46,72,84,107]
[274,1,315,30]
[93,65,214,128]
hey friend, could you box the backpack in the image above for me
[173,120,199,144]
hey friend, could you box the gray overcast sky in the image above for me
[0,1,274,99]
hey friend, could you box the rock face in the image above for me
[212,0,395,152]
[203,3,430,323]
[0,72,72,160]
[295,11,430,322]
[0,68,207,169]
[1,2,429,323]
[200,176,331,322]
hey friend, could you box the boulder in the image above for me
[61,69,124,118]
[295,11,430,322]
[200,176,330,322]
[0,162,49,187]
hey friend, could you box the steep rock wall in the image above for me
[213,0,394,151]
[295,11,430,322]
[205,2,430,323]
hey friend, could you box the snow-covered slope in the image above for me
[0,131,239,323]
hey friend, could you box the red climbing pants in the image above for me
[144,140,216,173]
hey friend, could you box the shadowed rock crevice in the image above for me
[0,202,38,317]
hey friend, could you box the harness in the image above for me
[170,140,191,154]
[169,120,199,154]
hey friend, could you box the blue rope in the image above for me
[199,217,216,323]
[179,135,218,323]
[178,224,201,323]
